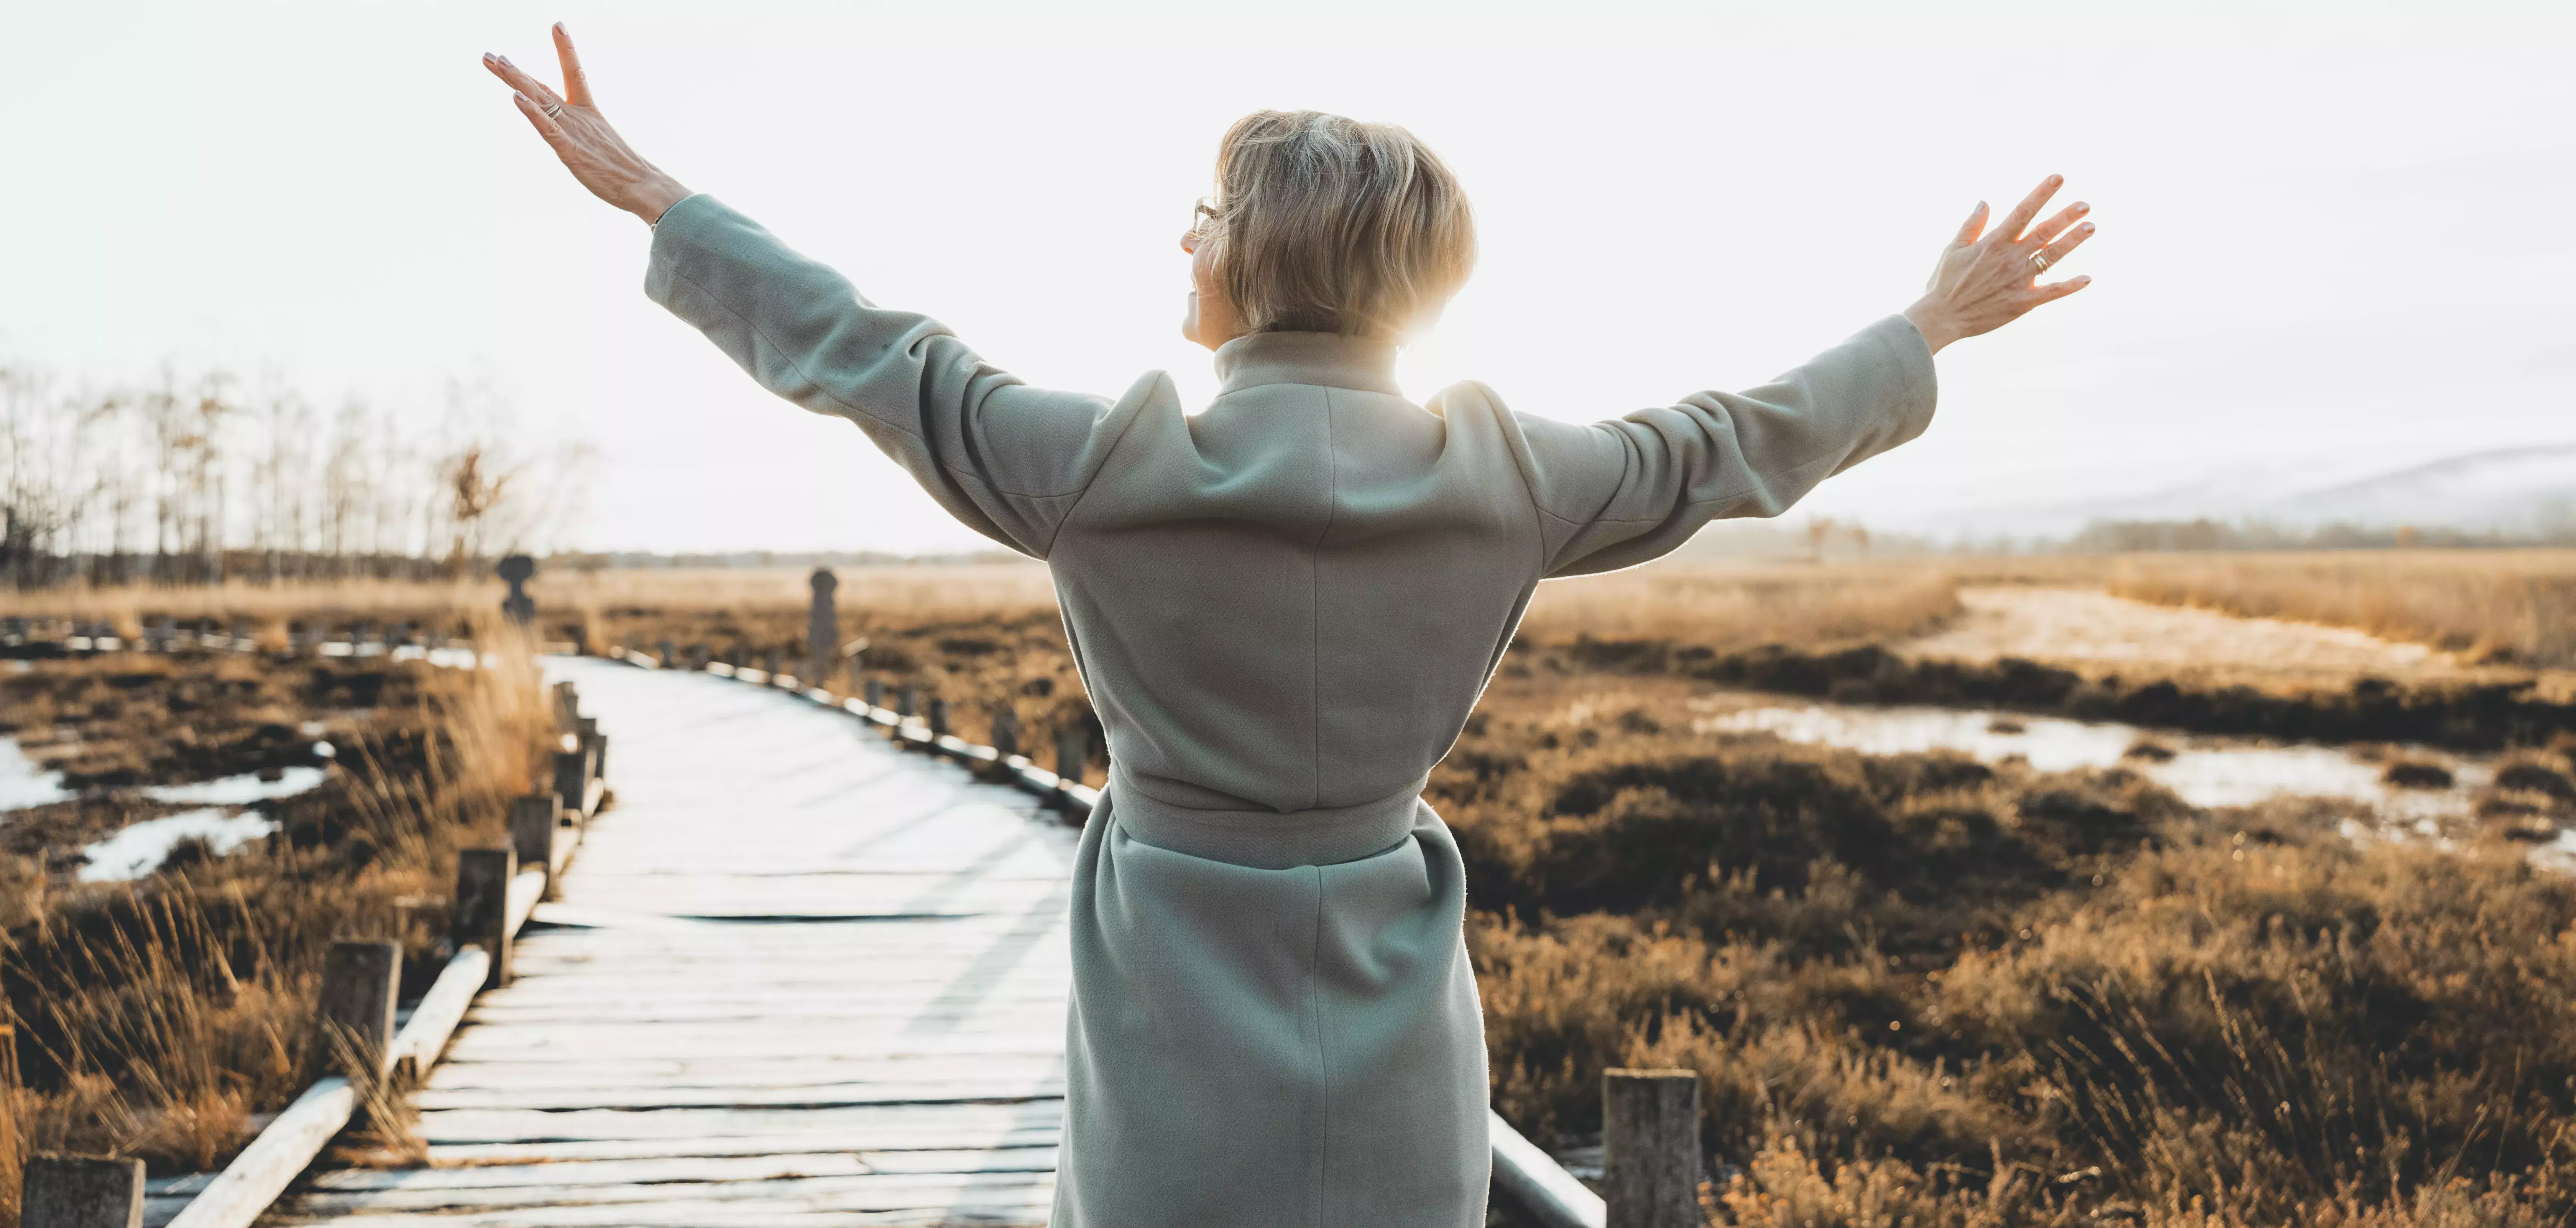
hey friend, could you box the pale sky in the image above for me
[3,1,2570,554]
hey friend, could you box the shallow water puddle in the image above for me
[77,809,279,882]
[141,765,328,806]
[0,738,73,810]
[1692,700,2489,823]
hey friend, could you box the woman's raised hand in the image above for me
[483,25,691,225]
[1902,175,2096,354]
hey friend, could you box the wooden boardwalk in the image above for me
[267,658,1079,1227]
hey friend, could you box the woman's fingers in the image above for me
[484,54,567,111]
[2031,275,2093,303]
[2034,219,2098,268]
[552,23,593,107]
[2022,200,2091,249]
[1950,201,1990,248]
[511,91,570,150]
[1993,174,2063,243]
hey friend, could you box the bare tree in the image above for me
[0,358,589,591]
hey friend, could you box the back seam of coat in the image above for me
[1311,385,1343,810]
[1307,864,1331,1228]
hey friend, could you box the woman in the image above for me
[485,27,2092,1226]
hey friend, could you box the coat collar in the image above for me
[1212,330,1403,397]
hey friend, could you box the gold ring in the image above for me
[2029,252,2053,273]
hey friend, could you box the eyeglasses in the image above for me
[1188,197,1221,238]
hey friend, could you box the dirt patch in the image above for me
[1902,587,2487,682]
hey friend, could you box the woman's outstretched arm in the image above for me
[482,28,1132,558]
[1504,176,2098,577]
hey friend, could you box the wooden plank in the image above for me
[473,968,1074,994]
[441,1031,1068,1063]
[264,1203,1050,1228]
[424,1055,1062,1090]
[417,1103,1061,1144]
[1491,1107,1607,1228]
[427,1131,1058,1165]
[459,997,1069,1025]
[160,1078,354,1228]
[384,947,487,1073]
[297,1148,1056,1193]
[276,1171,1056,1215]
[414,1078,1064,1111]
[504,868,547,936]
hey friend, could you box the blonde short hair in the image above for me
[1203,110,1476,341]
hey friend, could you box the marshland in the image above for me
[9,552,2575,1225]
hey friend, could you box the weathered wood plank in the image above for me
[439,1032,1069,1065]
[160,1078,354,1228]
[426,1131,1058,1165]
[297,1148,1057,1193]
[424,1054,1061,1090]
[276,1170,1056,1215]
[416,1103,1061,1145]
[264,1194,1056,1225]
[384,947,487,1074]
[459,998,1070,1026]
[414,1077,1065,1111]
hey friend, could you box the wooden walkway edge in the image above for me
[67,649,1597,1228]
[261,656,1083,1227]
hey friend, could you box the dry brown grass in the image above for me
[2098,551,2576,669]
[559,563,1057,623]
[1448,670,2576,1227]
[1520,560,1962,650]
[0,579,495,639]
[0,628,548,1212]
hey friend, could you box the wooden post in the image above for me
[658,638,675,668]
[510,794,562,894]
[927,699,950,739]
[454,850,516,990]
[552,750,587,818]
[807,569,838,684]
[864,679,884,710]
[991,709,1020,759]
[896,685,918,719]
[317,940,400,1077]
[551,682,582,733]
[496,555,536,626]
[21,1155,145,1228]
[1604,1069,1701,1228]
[765,647,782,681]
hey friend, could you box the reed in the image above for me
[0,629,547,1215]
[1447,673,2576,1228]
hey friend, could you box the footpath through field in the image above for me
[1902,586,2467,681]
[270,657,1079,1227]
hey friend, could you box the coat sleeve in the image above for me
[643,193,1135,558]
[1496,314,1937,577]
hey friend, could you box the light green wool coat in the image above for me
[644,193,1938,1227]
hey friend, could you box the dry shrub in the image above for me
[1444,686,2576,1226]
[0,628,547,1207]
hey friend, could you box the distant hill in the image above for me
[1910,443,2576,541]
